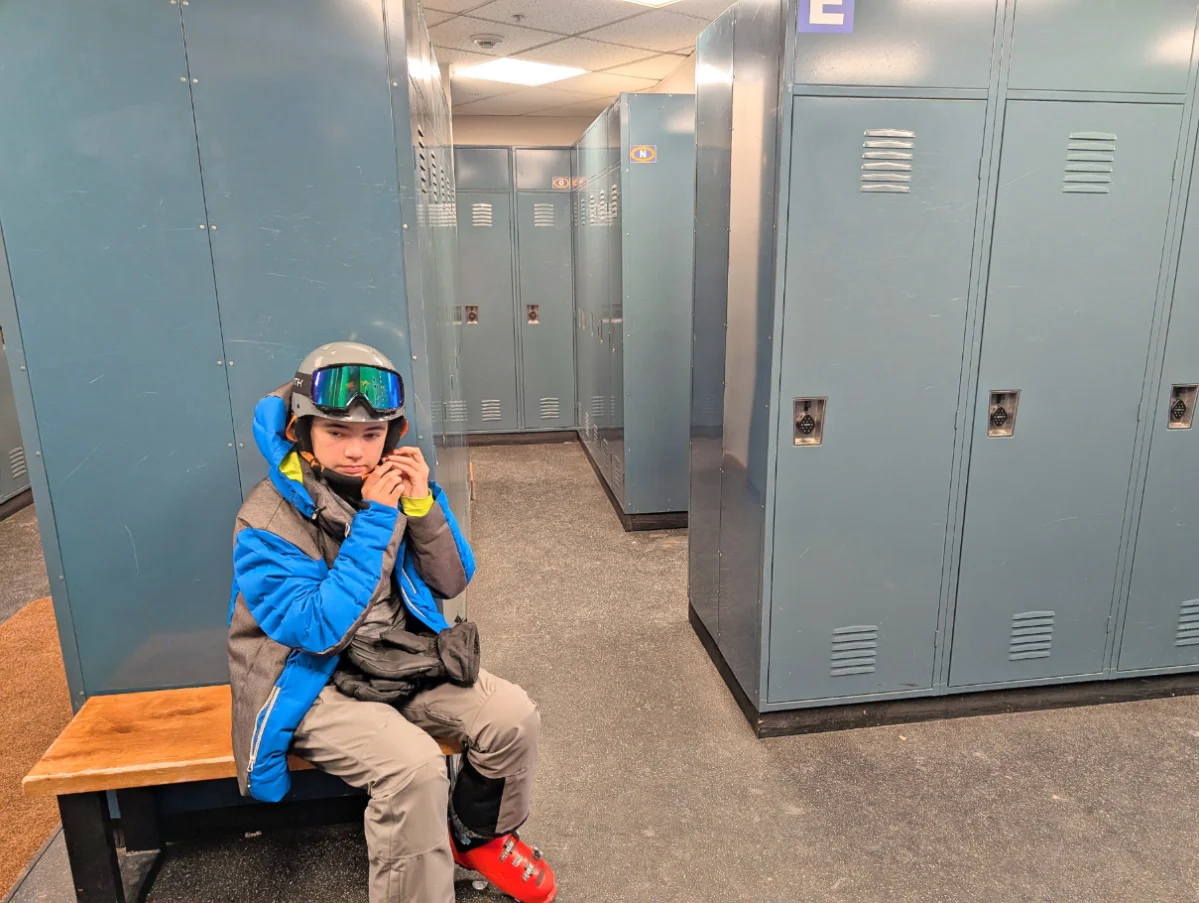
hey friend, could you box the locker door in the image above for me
[951,101,1183,687]
[767,96,987,703]
[1119,146,1199,672]
[517,193,575,431]
[456,191,519,433]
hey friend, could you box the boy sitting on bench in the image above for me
[227,341,556,903]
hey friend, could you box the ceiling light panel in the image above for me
[620,0,686,7]
[455,57,588,86]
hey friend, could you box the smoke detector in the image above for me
[471,34,504,50]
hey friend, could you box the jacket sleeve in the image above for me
[404,491,473,599]
[233,502,399,655]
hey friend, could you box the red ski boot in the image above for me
[452,831,557,903]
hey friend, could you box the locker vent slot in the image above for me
[481,400,503,422]
[589,422,598,444]
[598,189,608,224]
[610,183,619,219]
[446,400,468,423]
[591,396,606,417]
[1009,611,1055,661]
[830,626,878,676]
[471,203,494,227]
[1063,132,1116,194]
[1175,600,1199,647]
[612,455,624,495]
[9,447,27,481]
[533,204,556,228]
[861,129,914,194]
[429,203,456,228]
[539,398,560,421]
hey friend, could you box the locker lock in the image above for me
[987,390,1021,438]
[527,305,540,325]
[465,305,480,325]
[793,398,826,447]
[1168,384,1198,430]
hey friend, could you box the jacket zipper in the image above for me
[246,684,282,783]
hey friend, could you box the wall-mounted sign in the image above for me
[798,0,854,33]
[552,177,571,190]
[629,145,657,164]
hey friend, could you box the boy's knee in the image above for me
[481,683,540,758]
[373,737,449,801]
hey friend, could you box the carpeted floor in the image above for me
[0,598,73,898]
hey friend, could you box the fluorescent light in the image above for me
[620,0,685,6]
[455,58,587,86]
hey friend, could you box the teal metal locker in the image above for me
[454,147,520,434]
[514,148,576,432]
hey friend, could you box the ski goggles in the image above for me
[302,364,403,415]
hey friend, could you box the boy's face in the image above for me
[309,417,387,477]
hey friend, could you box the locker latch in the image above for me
[453,306,463,325]
[987,390,1021,438]
[793,398,826,447]
[527,305,540,325]
[465,305,480,325]
[1168,384,1197,430]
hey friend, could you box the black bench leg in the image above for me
[115,789,162,853]
[59,792,126,903]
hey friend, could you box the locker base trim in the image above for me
[0,486,32,522]
[579,436,688,532]
[467,430,577,447]
[688,604,1199,738]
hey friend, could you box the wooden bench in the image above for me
[24,684,461,903]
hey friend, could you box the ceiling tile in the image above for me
[423,0,492,13]
[603,53,690,79]
[454,86,600,115]
[552,71,659,96]
[667,0,738,20]
[581,8,708,53]
[450,76,525,104]
[428,15,560,57]
[434,46,495,67]
[528,97,614,118]
[515,36,657,70]
[468,0,645,36]
[422,9,456,27]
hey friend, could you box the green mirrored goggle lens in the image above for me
[309,365,402,413]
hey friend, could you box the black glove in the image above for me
[346,620,481,688]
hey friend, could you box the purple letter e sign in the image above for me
[798,0,854,33]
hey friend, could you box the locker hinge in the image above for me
[934,629,942,649]
[1136,403,1142,423]
[1106,615,1114,636]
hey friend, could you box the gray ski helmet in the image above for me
[291,341,406,424]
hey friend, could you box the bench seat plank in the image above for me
[24,684,459,798]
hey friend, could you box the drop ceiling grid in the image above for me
[427,0,715,113]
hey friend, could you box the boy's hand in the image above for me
[362,462,404,509]
[387,446,431,500]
